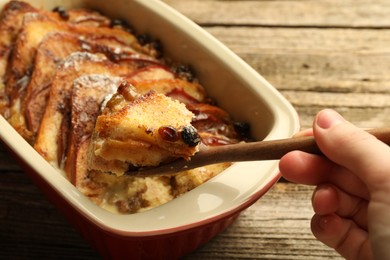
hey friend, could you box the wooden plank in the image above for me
[282,91,390,109]
[163,0,390,28]
[201,27,390,93]
[181,26,390,128]
[294,107,390,129]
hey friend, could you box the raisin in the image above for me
[233,122,251,138]
[52,6,69,20]
[173,64,195,82]
[181,126,200,147]
[137,34,152,45]
[117,81,138,102]
[110,19,134,33]
[158,126,179,142]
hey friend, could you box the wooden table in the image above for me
[1,0,389,259]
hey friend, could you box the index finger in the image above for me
[279,151,369,199]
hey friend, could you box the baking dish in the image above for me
[0,0,300,258]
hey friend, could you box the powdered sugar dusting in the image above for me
[63,52,106,69]
[73,74,122,109]
[73,74,122,91]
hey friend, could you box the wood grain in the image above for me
[204,26,390,129]
[2,0,388,259]
[163,0,390,28]
[163,0,390,130]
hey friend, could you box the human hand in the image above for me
[279,109,390,260]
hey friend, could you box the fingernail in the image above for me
[315,109,345,129]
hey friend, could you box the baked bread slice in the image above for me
[64,74,123,190]
[22,32,159,140]
[87,82,200,176]
[0,1,111,114]
[5,8,157,137]
[34,52,139,168]
[0,1,36,115]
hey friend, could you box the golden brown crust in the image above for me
[0,1,37,115]
[65,74,124,187]
[34,53,137,167]
[88,88,199,175]
[23,32,159,139]
[5,4,159,139]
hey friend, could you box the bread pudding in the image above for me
[0,1,251,214]
[88,85,200,175]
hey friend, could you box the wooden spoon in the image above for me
[126,128,390,177]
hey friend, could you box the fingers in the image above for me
[279,151,331,185]
[312,184,368,230]
[311,214,373,260]
[293,128,313,138]
[281,109,390,259]
[313,109,390,193]
[304,109,390,259]
[279,151,369,199]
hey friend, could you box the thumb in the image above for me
[313,109,390,192]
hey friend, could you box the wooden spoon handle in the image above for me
[130,128,390,176]
[211,127,390,160]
